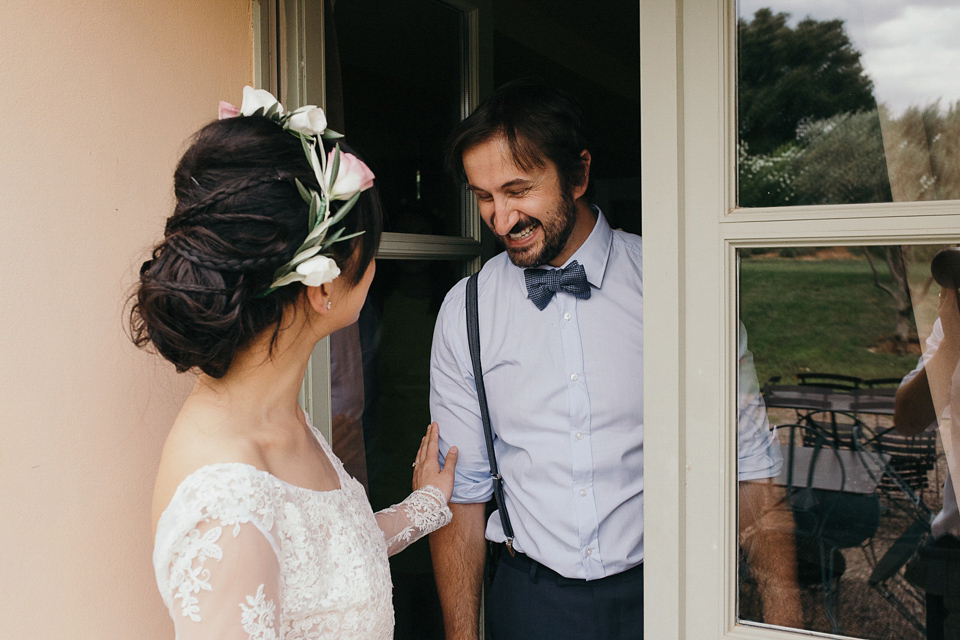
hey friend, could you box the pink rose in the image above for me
[218,101,240,120]
[324,150,375,201]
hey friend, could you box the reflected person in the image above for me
[895,287,960,640]
[737,322,802,628]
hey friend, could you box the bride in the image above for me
[131,87,458,639]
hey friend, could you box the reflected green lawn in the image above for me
[740,257,922,386]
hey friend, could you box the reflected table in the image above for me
[775,444,889,494]
[762,385,896,416]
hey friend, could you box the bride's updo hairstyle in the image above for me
[130,115,382,378]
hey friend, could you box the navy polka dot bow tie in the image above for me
[524,260,592,310]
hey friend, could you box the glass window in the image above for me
[328,258,465,639]
[334,0,468,236]
[737,1,960,207]
[736,243,950,639]
[323,3,479,637]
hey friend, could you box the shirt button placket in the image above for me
[559,294,597,575]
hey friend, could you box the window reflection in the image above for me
[737,244,951,639]
[737,2,960,207]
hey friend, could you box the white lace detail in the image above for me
[154,428,453,639]
[174,526,223,621]
[380,485,452,551]
[240,584,280,640]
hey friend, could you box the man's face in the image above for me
[462,135,579,268]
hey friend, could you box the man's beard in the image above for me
[500,191,578,268]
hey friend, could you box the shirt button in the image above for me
[576,432,584,440]
[585,548,593,556]
[564,312,572,321]
[570,373,578,381]
[579,489,587,497]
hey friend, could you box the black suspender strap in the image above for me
[465,272,516,555]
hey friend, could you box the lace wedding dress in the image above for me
[153,426,452,639]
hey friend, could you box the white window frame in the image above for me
[253,0,488,443]
[641,0,960,638]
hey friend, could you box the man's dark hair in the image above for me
[446,78,591,197]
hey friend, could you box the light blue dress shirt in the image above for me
[737,322,784,482]
[430,210,644,580]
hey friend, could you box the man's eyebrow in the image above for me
[468,178,532,192]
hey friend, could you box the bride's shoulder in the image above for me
[151,404,268,534]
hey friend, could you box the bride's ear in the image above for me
[304,283,334,315]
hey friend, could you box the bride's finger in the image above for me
[425,423,440,460]
[418,428,430,459]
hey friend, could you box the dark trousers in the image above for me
[486,548,644,640]
[909,535,960,640]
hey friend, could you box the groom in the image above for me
[428,78,646,639]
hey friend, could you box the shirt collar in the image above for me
[560,205,612,288]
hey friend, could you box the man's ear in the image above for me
[304,282,333,315]
[573,150,592,200]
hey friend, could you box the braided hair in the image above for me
[130,115,382,378]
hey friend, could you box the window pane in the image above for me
[335,0,466,236]
[329,257,465,640]
[737,2,960,207]
[736,244,952,638]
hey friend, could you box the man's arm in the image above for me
[430,502,487,640]
[895,288,960,435]
[894,367,936,435]
[429,284,495,640]
[738,479,802,628]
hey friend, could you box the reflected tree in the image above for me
[738,8,876,155]
[864,246,915,346]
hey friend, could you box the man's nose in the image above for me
[492,199,519,236]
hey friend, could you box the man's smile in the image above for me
[505,219,540,244]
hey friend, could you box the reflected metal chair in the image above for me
[799,409,866,450]
[852,424,935,635]
[797,372,863,390]
[861,425,938,496]
[778,422,883,633]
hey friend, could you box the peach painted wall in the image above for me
[0,2,252,636]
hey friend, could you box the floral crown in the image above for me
[219,86,375,295]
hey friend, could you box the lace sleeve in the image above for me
[374,485,453,556]
[162,517,282,640]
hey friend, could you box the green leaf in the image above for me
[328,144,341,191]
[326,191,361,226]
[329,230,365,244]
[307,192,322,229]
[264,103,280,119]
[322,129,344,140]
[294,178,313,204]
[290,246,322,266]
[320,226,346,247]
[269,272,303,289]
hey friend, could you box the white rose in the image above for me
[295,255,341,287]
[287,106,328,136]
[240,86,283,117]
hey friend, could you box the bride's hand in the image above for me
[412,422,458,502]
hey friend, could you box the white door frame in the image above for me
[641,0,960,638]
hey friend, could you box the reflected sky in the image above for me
[739,0,960,115]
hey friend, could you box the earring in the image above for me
[326,301,332,310]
